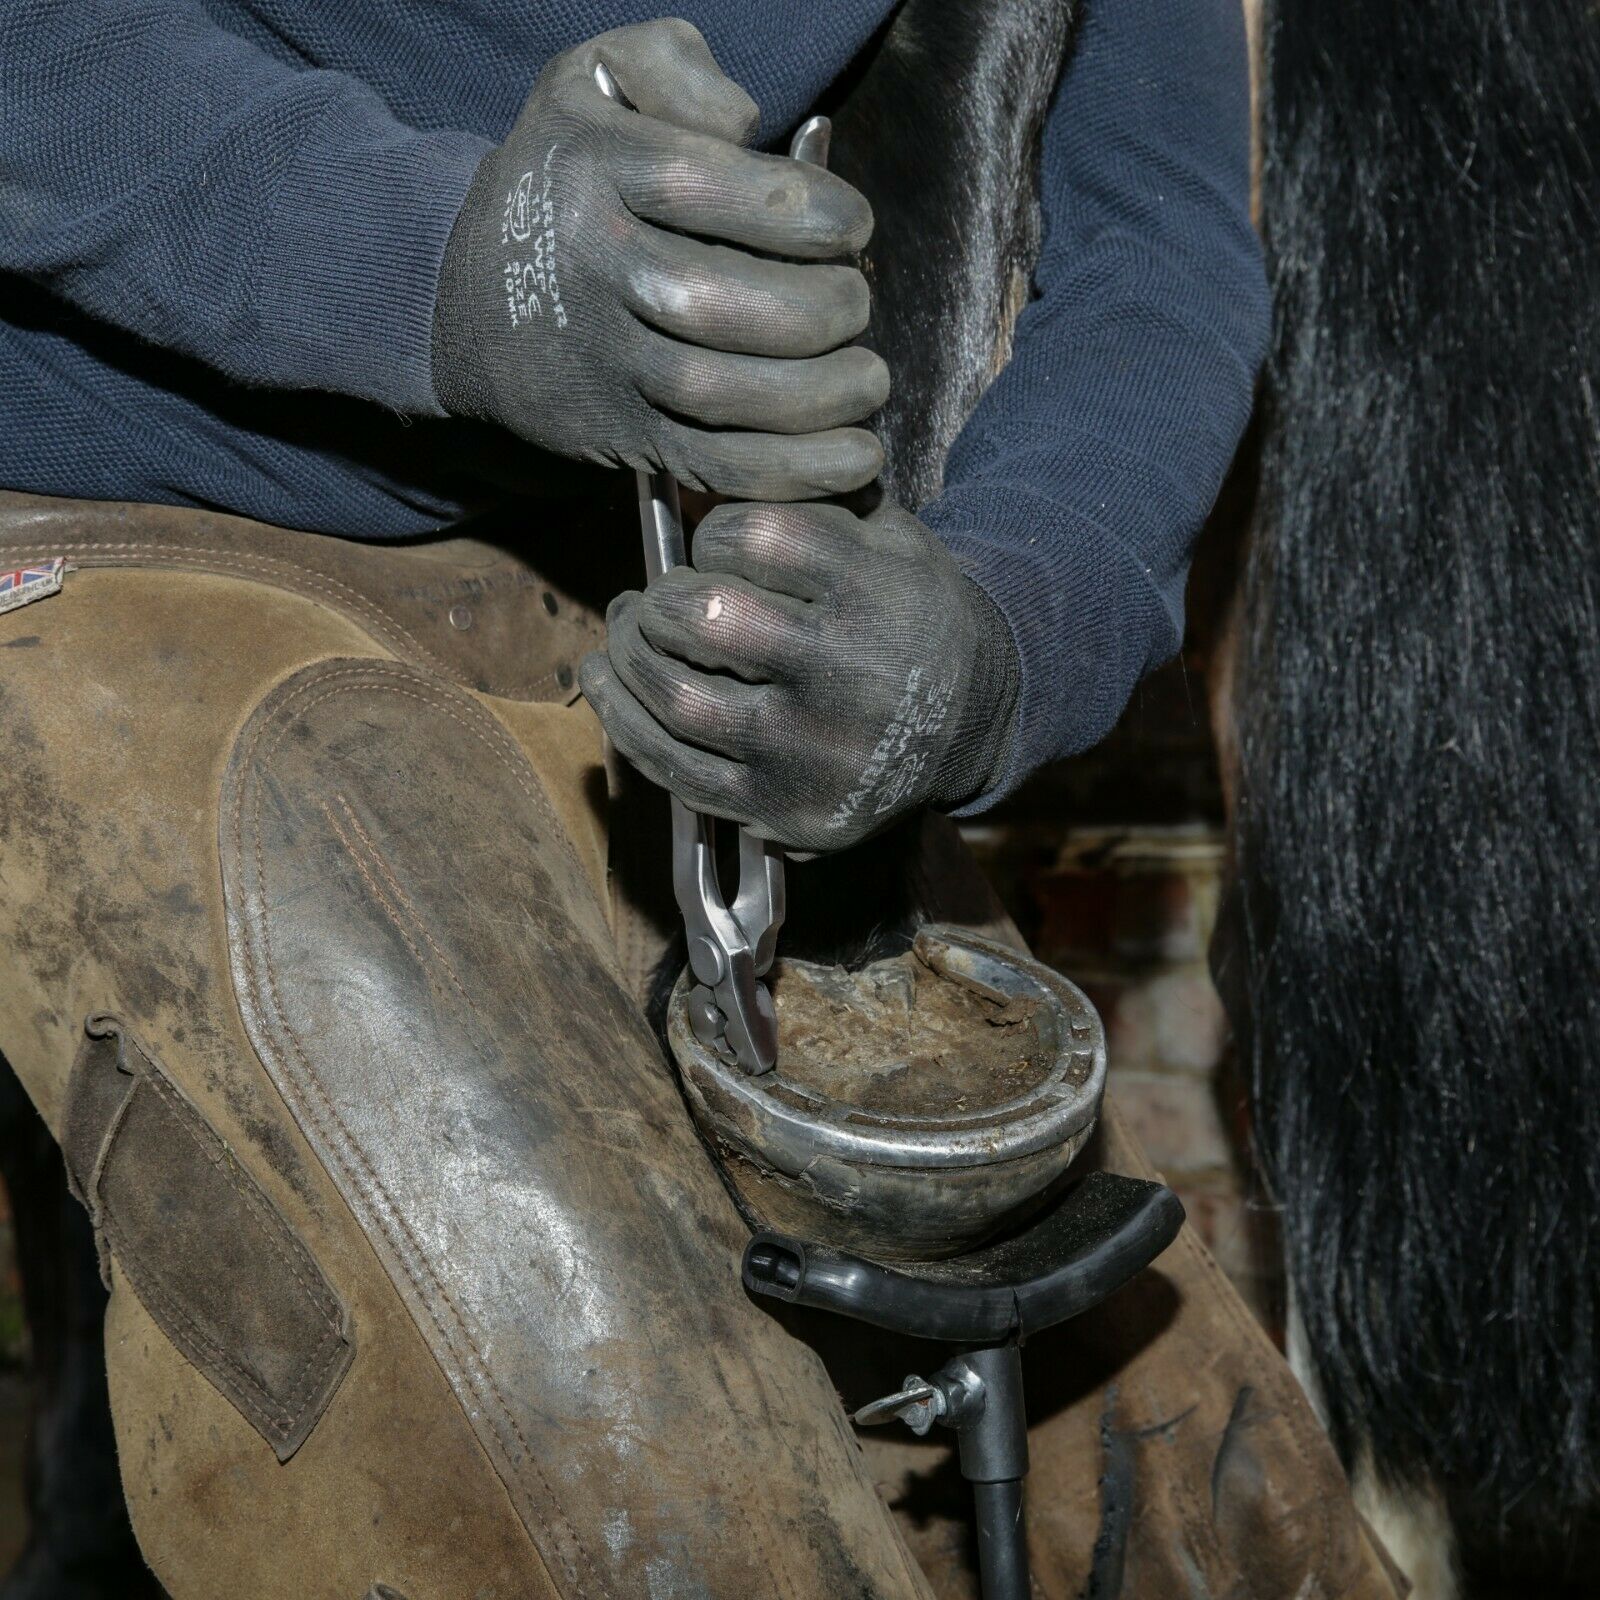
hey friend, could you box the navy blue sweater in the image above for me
[0,0,1266,804]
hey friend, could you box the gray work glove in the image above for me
[431,19,887,500]
[580,500,1022,854]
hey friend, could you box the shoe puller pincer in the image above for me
[599,65,1183,1600]
[597,60,820,1076]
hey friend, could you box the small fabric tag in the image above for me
[0,557,65,616]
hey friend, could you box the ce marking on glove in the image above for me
[500,147,566,329]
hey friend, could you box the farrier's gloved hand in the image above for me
[431,19,888,500]
[580,501,1022,854]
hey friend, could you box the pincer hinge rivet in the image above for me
[687,935,726,986]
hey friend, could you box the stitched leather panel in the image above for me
[218,658,927,1599]
[60,1017,353,1462]
[0,490,611,705]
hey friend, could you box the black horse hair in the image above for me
[824,0,1076,511]
[1232,0,1600,1535]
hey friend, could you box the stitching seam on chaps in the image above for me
[60,1018,354,1461]
[320,795,486,1024]
[0,539,568,701]
[221,659,606,1598]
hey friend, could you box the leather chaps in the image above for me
[0,486,1402,1598]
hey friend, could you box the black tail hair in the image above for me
[1235,0,1600,1532]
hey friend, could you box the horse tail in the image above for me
[1234,0,1600,1547]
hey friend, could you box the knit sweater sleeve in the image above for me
[0,1,490,412]
[922,0,1269,808]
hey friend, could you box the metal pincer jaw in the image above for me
[677,809,784,1073]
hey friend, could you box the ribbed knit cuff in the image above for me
[924,484,1183,813]
[259,88,493,416]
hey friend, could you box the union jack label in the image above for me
[0,557,66,617]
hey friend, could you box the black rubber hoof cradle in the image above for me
[744,1171,1184,1600]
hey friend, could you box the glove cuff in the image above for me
[936,575,1023,814]
[431,146,504,421]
